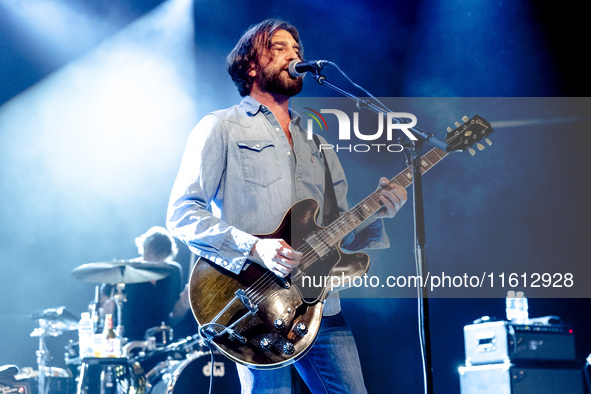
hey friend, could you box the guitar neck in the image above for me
[319,146,448,247]
[315,113,493,250]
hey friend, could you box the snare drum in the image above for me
[147,352,240,393]
[136,333,206,376]
[136,346,186,377]
[145,324,174,347]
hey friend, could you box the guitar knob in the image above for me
[260,337,272,351]
[274,319,285,330]
[296,323,308,336]
[283,342,295,355]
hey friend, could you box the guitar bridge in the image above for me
[236,289,259,314]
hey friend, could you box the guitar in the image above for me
[188,115,493,369]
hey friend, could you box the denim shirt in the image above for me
[166,97,389,312]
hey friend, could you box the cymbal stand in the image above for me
[112,283,126,341]
[89,285,101,332]
[31,320,59,394]
[37,332,48,394]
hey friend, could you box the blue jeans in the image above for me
[236,312,367,394]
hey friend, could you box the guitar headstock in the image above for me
[444,115,494,155]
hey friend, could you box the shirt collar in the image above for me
[240,95,303,125]
[240,96,263,116]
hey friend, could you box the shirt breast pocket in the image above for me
[237,140,282,188]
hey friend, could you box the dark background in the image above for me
[1,1,589,393]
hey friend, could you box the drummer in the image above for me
[100,226,183,341]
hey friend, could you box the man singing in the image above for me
[166,19,407,393]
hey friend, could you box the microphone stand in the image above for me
[308,73,450,152]
[308,70,447,394]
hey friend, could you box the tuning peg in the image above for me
[477,143,485,151]
[461,115,469,122]
[447,126,453,133]
[485,138,492,146]
[469,148,476,156]
[454,121,461,128]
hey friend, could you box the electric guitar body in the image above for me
[189,198,370,369]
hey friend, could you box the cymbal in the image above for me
[72,259,174,284]
[30,306,78,332]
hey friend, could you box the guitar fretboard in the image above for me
[317,146,448,249]
[299,114,492,265]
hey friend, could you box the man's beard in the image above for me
[257,65,303,97]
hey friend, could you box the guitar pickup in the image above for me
[304,232,331,259]
[236,289,259,314]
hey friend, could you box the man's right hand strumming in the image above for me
[249,238,303,278]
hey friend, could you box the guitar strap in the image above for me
[312,135,340,225]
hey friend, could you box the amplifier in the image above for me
[459,363,584,394]
[1,365,30,393]
[463,321,576,365]
[0,378,31,394]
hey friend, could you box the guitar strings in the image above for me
[244,185,389,302]
[244,147,450,304]
[242,128,468,305]
[244,147,449,305]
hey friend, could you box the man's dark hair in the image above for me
[135,226,178,261]
[227,19,303,97]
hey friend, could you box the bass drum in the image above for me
[147,352,240,393]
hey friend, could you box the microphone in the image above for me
[288,60,330,77]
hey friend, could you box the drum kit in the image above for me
[19,259,239,394]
